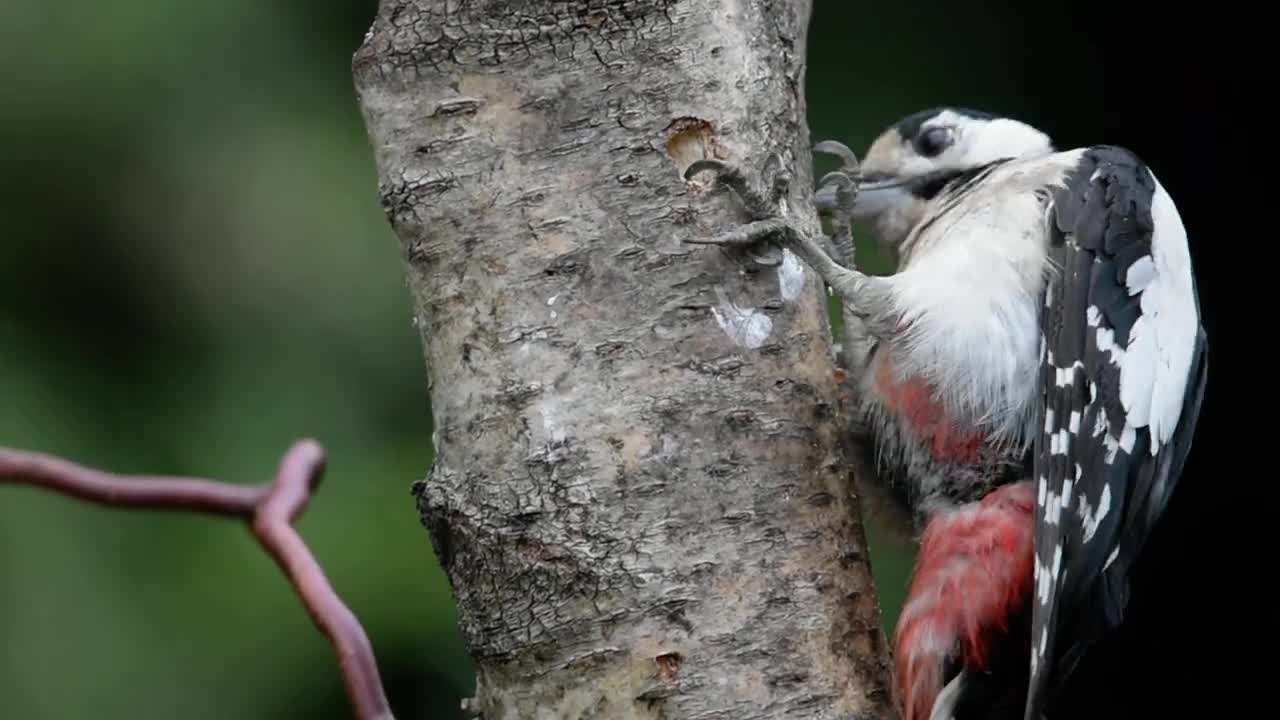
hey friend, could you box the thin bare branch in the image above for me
[0,438,395,720]
[0,448,265,514]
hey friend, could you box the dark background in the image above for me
[0,2,1235,718]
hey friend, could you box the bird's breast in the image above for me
[873,352,988,465]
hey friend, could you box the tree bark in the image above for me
[352,1,894,717]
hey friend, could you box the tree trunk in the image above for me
[352,1,894,717]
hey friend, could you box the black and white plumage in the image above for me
[1026,145,1209,719]
[682,107,1209,720]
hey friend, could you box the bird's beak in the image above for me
[846,172,911,220]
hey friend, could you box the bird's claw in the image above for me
[683,140,863,271]
[684,152,792,218]
[813,139,860,172]
[684,153,793,266]
[812,139,861,266]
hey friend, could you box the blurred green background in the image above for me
[0,1,1216,718]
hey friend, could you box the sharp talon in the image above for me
[814,140,860,172]
[684,157,766,214]
[826,173,858,200]
[818,171,855,190]
[814,143,860,225]
[749,246,784,266]
[816,176,858,216]
[684,158,734,181]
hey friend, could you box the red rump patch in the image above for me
[875,356,985,463]
[893,481,1036,720]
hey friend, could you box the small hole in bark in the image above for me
[664,116,721,179]
[655,652,683,682]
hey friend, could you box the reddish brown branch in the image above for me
[0,439,395,720]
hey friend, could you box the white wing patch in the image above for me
[1118,177,1199,451]
[1027,147,1207,720]
[1125,255,1155,293]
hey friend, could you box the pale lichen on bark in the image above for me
[353,1,894,717]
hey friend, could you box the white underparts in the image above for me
[885,151,1084,445]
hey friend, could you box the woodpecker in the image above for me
[683,108,1209,720]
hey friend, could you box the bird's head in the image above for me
[824,107,1055,248]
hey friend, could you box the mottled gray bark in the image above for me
[353,1,894,717]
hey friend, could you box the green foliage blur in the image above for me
[0,1,471,717]
[0,2,1012,717]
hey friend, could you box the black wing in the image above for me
[1023,146,1209,720]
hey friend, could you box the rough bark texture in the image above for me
[352,1,894,717]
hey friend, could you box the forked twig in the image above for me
[0,438,395,720]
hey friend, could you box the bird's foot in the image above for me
[812,140,861,267]
[682,143,871,303]
[683,152,792,266]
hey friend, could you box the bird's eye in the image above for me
[915,127,953,157]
